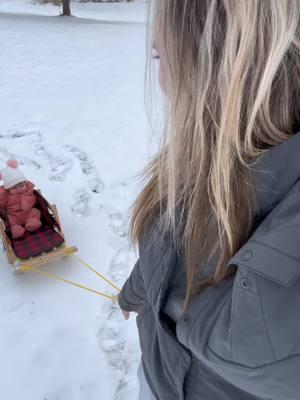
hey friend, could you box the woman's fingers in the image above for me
[122,310,130,320]
[121,308,141,320]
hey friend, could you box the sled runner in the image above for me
[0,189,78,273]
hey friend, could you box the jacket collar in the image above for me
[251,131,300,218]
[228,131,300,286]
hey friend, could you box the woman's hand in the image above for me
[122,310,130,320]
[121,308,140,320]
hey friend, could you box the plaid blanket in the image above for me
[12,225,64,259]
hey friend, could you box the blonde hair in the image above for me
[130,0,300,311]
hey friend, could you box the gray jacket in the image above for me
[118,131,300,400]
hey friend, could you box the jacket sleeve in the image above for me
[117,258,147,312]
[0,188,8,208]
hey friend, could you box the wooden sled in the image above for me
[0,190,77,273]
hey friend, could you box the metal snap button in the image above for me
[241,249,253,261]
[183,314,192,325]
[240,277,252,290]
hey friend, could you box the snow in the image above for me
[0,1,151,399]
[0,0,148,23]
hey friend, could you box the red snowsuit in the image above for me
[0,181,42,239]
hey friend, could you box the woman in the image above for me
[118,1,300,399]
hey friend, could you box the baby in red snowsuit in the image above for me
[0,160,42,239]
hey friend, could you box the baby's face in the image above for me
[9,181,27,194]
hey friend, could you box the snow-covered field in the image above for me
[0,1,151,399]
[0,0,148,22]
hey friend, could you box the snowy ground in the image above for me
[0,0,148,23]
[0,1,151,399]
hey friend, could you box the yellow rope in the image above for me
[71,253,121,292]
[27,266,119,302]
[22,248,121,303]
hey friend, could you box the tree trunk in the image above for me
[62,0,71,16]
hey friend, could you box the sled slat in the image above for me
[17,245,78,273]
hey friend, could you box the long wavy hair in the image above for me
[129,0,300,311]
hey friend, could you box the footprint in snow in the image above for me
[65,144,105,194]
[98,300,140,400]
[71,189,90,217]
[109,245,129,286]
[99,205,129,238]
[97,240,140,400]
[33,142,73,182]
[0,129,40,140]
[109,210,128,238]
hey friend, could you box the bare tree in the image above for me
[62,0,71,16]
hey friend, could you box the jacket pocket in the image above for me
[208,265,300,368]
[136,307,191,400]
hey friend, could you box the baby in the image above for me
[0,159,42,239]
